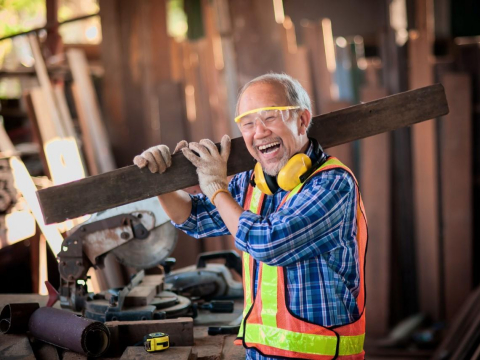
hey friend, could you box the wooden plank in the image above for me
[141,275,164,294]
[409,0,441,321]
[106,317,194,352]
[360,84,390,338]
[124,285,156,307]
[67,49,116,174]
[37,84,449,224]
[301,20,333,115]
[228,0,284,85]
[440,72,472,321]
[193,327,225,360]
[28,34,66,137]
[120,346,195,360]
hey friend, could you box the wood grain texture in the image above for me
[37,84,449,224]
[440,72,472,321]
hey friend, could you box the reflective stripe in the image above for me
[245,323,365,356]
[250,186,262,213]
[238,186,263,339]
[238,252,252,338]
[260,264,278,328]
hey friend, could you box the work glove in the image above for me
[182,135,231,204]
[133,140,188,173]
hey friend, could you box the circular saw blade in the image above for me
[112,221,177,269]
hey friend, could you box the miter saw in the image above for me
[57,197,177,312]
[57,196,243,322]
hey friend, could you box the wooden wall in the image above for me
[96,0,478,339]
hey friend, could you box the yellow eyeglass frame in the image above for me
[234,106,300,123]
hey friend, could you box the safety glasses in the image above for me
[235,106,300,133]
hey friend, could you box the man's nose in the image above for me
[253,119,270,138]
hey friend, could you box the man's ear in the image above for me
[298,109,311,135]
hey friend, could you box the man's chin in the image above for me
[260,159,288,177]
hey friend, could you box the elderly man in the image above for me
[134,73,367,360]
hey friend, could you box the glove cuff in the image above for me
[204,182,228,202]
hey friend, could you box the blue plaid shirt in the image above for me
[174,143,360,360]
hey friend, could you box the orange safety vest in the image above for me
[234,157,367,359]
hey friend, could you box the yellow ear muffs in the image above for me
[254,162,274,195]
[277,154,312,191]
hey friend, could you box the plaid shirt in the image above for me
[174,143,361,360]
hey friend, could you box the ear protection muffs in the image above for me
[253,138,327,195]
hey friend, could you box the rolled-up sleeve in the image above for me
[235,170,357,267]
[173,173,250,238]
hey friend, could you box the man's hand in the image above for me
[182,135,231,203]
[133,140,188,173]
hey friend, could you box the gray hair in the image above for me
[235,73,312,119]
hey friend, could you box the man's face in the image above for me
[237,82,310,176]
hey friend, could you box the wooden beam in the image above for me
[37,84,448,224]
[440,72,473,321]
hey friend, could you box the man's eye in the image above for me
[265,116,276,122]
[242,121,254,128]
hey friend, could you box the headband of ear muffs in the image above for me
[253,138,326,195]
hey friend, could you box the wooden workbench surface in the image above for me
[0,294,245,360]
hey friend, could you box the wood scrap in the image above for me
[141,275,164,294]
[124,285,157,307]
[37,84,449,224]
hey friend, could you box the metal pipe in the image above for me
[0,303,40,334]
[28,307,110,357]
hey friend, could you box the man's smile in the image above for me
[255,140,282,160]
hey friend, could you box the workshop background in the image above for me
[0,0,479,358]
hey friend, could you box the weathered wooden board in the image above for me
[120,346,195,360]
[440,72,472,321]
[37,84,448,224]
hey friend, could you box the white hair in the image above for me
[235,73,312,120]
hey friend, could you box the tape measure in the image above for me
[143,332,170,352]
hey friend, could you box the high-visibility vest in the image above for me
[234,157,367,359]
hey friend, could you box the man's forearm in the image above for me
[158,190,192,224]
[214,192,244,235]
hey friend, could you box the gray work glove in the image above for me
[182,135,231,203]
[133,140,188,173]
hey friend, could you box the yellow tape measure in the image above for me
[144,332,170,352]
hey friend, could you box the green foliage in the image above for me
[0,0,45,38]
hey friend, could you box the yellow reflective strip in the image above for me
[235,106,300,122]
[243,252,252,308]
[238,252,252,339]
[259,264,277,328]
[246,324,336,356]
[250,186,262,214]
[245,323,364,356]
[338,333,365,356]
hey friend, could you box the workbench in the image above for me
[0,294,246,360]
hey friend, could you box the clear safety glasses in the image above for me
[235,106,300,134]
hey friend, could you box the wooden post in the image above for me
[439,72,472,321]
[360,60,391,337]
[409,0,442,321]
[228,0,284,85]
[301,20,335,115]
[380,0,418,324]
[99,0,173,167]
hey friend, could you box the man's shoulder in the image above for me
[308,166,356,192]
